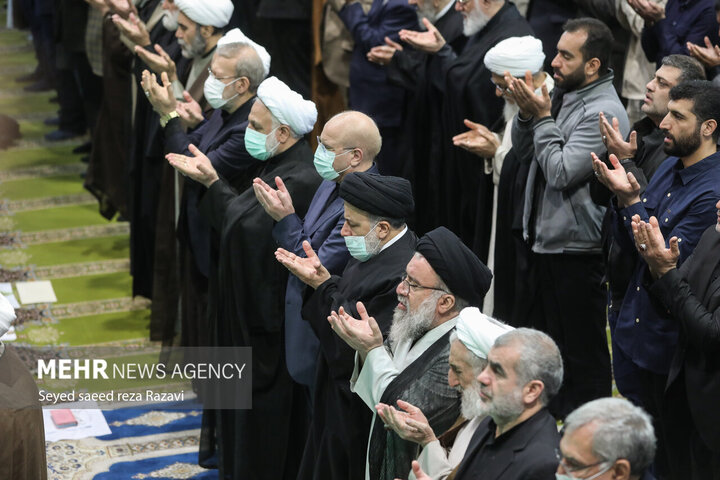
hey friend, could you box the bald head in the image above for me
[327,111,382,162]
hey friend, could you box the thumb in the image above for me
[629,130,638,151]
[275,176,289,195]
[183,91,193,103]
[669,236,680,258]
[705,36,713,48]
[422,17,434,31]
[302,240,320,264]
[129,12,139,25]
[396,399,417,413]
[356,301,370,321]
[368,314,382,340]
[463,118,482,130]
[188,143,204,158]
[524,70,533,87]
[541,82,550,101]
[627,171,641,192]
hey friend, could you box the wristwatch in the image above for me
[159,110,179,128]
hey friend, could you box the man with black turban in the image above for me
[275,171,417,480]
[327,226,492,480]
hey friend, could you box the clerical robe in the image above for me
[150,98,258,345]
[411,416,482,480]
[197,140,321,480]
[384,5,465,234]
[352,320,461,480]
[297,227,417,480]
[0,346,47,480]
[431,2,531,260]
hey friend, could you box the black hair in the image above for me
[661,54,706,83]
[563,18,614,75]
[669,81,720,141]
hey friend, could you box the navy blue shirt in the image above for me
[641,0,719,66]
[612,151,720,374]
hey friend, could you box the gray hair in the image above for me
[492,328,563,405]
[661,54,706,84]
[449,331,487,374]
[216,42,266,93]
[270,115,302,139]
[564,398,656,474]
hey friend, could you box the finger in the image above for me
[452,132,472,143]
[524,70,533,87]
[356,301,370,321]
[396,399,417,414]
[627,171,641,193]
[463,118,482,130]
[385,36,402,50]
[187,143,206,159]
[669,236,680,258]
[302,240,320,265]
[411,461,427,478]
[608,153,623,170]
[704,36,713,48]
[612,115,620,134]
[421,17,435,32]
[275,176,289,196]
[368,314,382,341]
[629,130,638,152]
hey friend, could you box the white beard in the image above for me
[502,101,519,124]
[460,381,488,419]
[462,5,490,37]
[387,293,439,349]
[162,10,179,31]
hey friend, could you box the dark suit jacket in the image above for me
[650,226,720,450]
[338,0,417,128]
[454,408,559,480]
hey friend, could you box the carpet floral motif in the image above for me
[132,462,209,479]
[110,411,202,429]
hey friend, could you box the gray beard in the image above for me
[481,384,525,426]
[503,101,519,124]
[462,6,490,36]
[460,381,487,419]
[387,293,439,349]
[178,33,207,59]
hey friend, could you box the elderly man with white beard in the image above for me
[134,0,234,112]
[395,0,532,264]
[329,226,493,480]
[376,307,513,480]
[451,35,553,322]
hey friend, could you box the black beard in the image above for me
[554,65,586,91]
[663,124,702,157]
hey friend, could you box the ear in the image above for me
[702,119,718,139]
[349,148,364,167]
[585,57,601,77]
[276,125,293,143]
[437,293,456,315]
[375,220,391,240]
[199,24,214,39]
[610,459,632,480]
[522,379,544,404]
[234,76,250,95]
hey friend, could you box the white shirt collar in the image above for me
[379,225,408,253]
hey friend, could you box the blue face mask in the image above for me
[344,222,380,262]
[313,143,353,180]
[244,126,280,161]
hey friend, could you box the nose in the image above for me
[646,78,655,92]
[659,114,670,131]
[396,279,408,296]
[716,199,720,209]
[340,221,351,237]
[477,365,490,385]
[550,54,561,69]
[448,369,459,388]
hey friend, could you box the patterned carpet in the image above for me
[0,10,215,479]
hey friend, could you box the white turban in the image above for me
[0,294,16,338]
[484,36,545,77]
[218,28,272,78]
[174,0,234,28]
[257,77,317,136]
[455,307,514,360]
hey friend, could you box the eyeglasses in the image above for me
[207,67,239,81]
[316,136,356,154]
[555,448,609,475]
[456,0,472,5]
[400,275,448,293]
[490,78,510,95]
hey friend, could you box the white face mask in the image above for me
[0,294,16,338]
[556,463,612,480]
[203,72,241,110]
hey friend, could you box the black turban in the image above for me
[416,227,492,308]
[339,172,414,219]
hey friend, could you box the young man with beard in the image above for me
[328,226,493,480]
[507,17,628,419]
[397,0,532,257]
[375,307,513,480]
[274,171,417,480]
[594,80,720,477]
[409,328,563,480]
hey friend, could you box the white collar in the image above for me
[380,226,408,253]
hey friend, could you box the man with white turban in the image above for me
[377,307,513,480]
[168,76,322,480]
[134,0,234,111]
[451,35,553,324]
[0,294,48,480]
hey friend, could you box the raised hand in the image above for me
[627,0,665,23]
[105,0,137,17]
[134,44,178,81]
[398,18,445,53]
[176,91,204,129]
[377,400,437,446]
[327,302,383,358]
[275,240,331,289]
[452,119,500,158]
[395,461,431,480]
[591,152,642,207]
[631,215,680,278]
[687,36,720,68]
[112,12,150,47]
[140,70,176,114]
[166,144,219,187]
[253,176,296,221]
[507,70,551,120]
[599,112,637,160]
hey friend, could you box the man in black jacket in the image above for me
[633,207,720,478]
